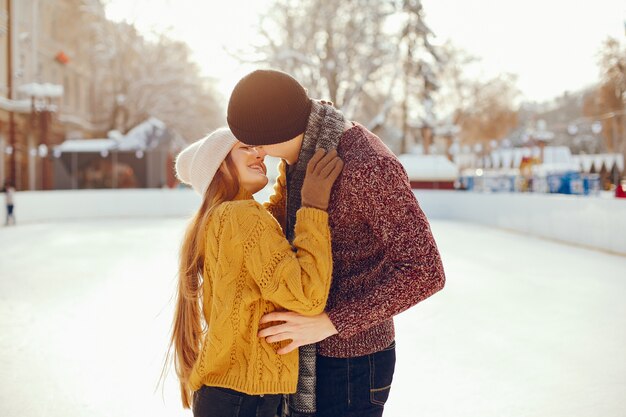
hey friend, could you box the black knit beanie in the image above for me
[227,69,313,146]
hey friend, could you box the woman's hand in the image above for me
[301,149,344,211]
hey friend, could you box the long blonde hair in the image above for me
[160,155,240,408]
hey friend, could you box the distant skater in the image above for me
[3,180,15,226]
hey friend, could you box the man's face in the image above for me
[246,134,304,165]
[257,141,292,158]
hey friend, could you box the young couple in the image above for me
[166,69,446,417]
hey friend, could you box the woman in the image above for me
[165,127,343,417]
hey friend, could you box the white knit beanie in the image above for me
[174,127,239,196]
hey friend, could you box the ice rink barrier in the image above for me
[9,188,626,255]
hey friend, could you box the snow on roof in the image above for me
[117,117,167,151]
[571,153,624,173]
[454,146,624,175]
[542,146,572,164]
[453,153,478,169]
[487,146,572,169]
[0,96,32,113]
[53,118,169,154]
[398,154,459,181]
[532,162,581,176]
[54,139,117,153]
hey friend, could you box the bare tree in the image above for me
[395,0,441,154]
[455,74,520,144]
[597,37,625,154]
[434,41,478,122]
[434,42,519,145]
[251,0,453,156]
[254,0,396,119]
[81,1,223,141]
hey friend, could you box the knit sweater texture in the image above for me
[188,188,333,394]
[268,124,446,358]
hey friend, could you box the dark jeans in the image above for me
[193,385,282,417]
[315,340,396,417]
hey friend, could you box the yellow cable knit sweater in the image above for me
[188,170,332,395]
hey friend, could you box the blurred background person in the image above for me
[3,180,16,226]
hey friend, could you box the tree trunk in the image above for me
[421,126,432,155]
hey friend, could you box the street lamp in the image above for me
[38,144,48,157]
[591,122,603,135]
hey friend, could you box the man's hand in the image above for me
[258,311,338,355]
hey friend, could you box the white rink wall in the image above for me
[414,190,626,255]
[11,189,203,222]
[8,188,626,255]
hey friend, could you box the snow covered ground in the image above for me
[0,218,624,417]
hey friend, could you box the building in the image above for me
[0,0,24,190]
[52,118,177,189]
[1,0,105,191]
[1,1,210,191]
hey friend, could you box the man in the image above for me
[227,69,446,417]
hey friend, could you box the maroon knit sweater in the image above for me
[318,124,446,358]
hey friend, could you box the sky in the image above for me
[104,0,626,104]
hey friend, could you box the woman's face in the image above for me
[228,142,269,194]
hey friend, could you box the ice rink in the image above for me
[0,217,624,417]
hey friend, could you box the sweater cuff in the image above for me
[326,306,354,339]
[296,207,329,224]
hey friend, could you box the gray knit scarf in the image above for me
[282,100,345,417]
